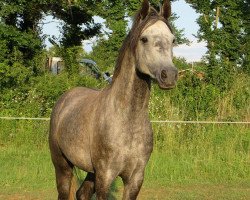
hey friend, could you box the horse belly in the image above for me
[63,145,94,172]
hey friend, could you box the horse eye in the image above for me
[173,38,176,44]
[141,37,148,44]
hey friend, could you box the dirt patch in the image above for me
[0,194,35,200]
[0,190,57,200]
[138,185,250,200]
[1,185,249,200]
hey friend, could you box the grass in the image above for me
[0,120,249,199]
[150,123,250,185]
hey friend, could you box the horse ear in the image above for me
[161,0,171,19]
[140,0,150,20]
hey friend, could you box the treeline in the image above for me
[0,0,249,121]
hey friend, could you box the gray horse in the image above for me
[49,0,178,199]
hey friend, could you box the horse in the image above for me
[49,0,178,199]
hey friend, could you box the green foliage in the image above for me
[58,46,87,75]
[0,0,45,94]
[50,0,101,47]
[0,62,32,90]
[0,70,105,117]
[241,0,250,74]
[0,22,42,64]
[0,43,106,117]
[171,74,219,120]
[90,0,127,72]
[186,0,250,90]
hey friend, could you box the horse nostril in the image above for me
[161,70,167,79]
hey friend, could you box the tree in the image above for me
[0,0,104,86]
[0,0,102,60]
[241,0,250,74]
[0,0,46,92]
[0,0,44,65]
[90,0,128,71]
[186,0,249,89]
[47,0,101,47]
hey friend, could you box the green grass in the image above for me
[0,120,249,199]
[0,120,54,194]
[149,123,250,185]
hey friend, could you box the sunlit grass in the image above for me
[149,123,250,185]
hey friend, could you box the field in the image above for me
[0,120,249,199]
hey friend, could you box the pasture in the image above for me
[0,119,249,199]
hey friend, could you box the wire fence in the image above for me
[0,117,50,121]
[0,116,249,124]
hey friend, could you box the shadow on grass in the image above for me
[74,168,120,200]
[90,182,119,200]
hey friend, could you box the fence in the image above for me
[0,116,249,124]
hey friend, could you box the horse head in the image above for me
[134,0,178,89]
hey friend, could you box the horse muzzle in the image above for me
[156,66,178,90]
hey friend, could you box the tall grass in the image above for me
[0,120,54,193]
[147,123,250,186]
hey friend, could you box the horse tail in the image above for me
[69,175,78,200]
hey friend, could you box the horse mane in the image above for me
[112,5,173,81]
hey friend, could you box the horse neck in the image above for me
[109,50,151,113]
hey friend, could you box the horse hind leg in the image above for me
[50,140,77,200]
[55,165,77,200]
[76,172,95,200]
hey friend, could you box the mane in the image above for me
[112,6,173,81]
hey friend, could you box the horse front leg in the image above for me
[121,169,145,200]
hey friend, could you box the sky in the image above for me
[42,0,207,62]
[172,0,207,62]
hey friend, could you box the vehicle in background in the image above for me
[79,59,112,83]
[46,57,112,83]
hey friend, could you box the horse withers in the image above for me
[49,0,178,199]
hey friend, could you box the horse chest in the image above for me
[97,121,153,156]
